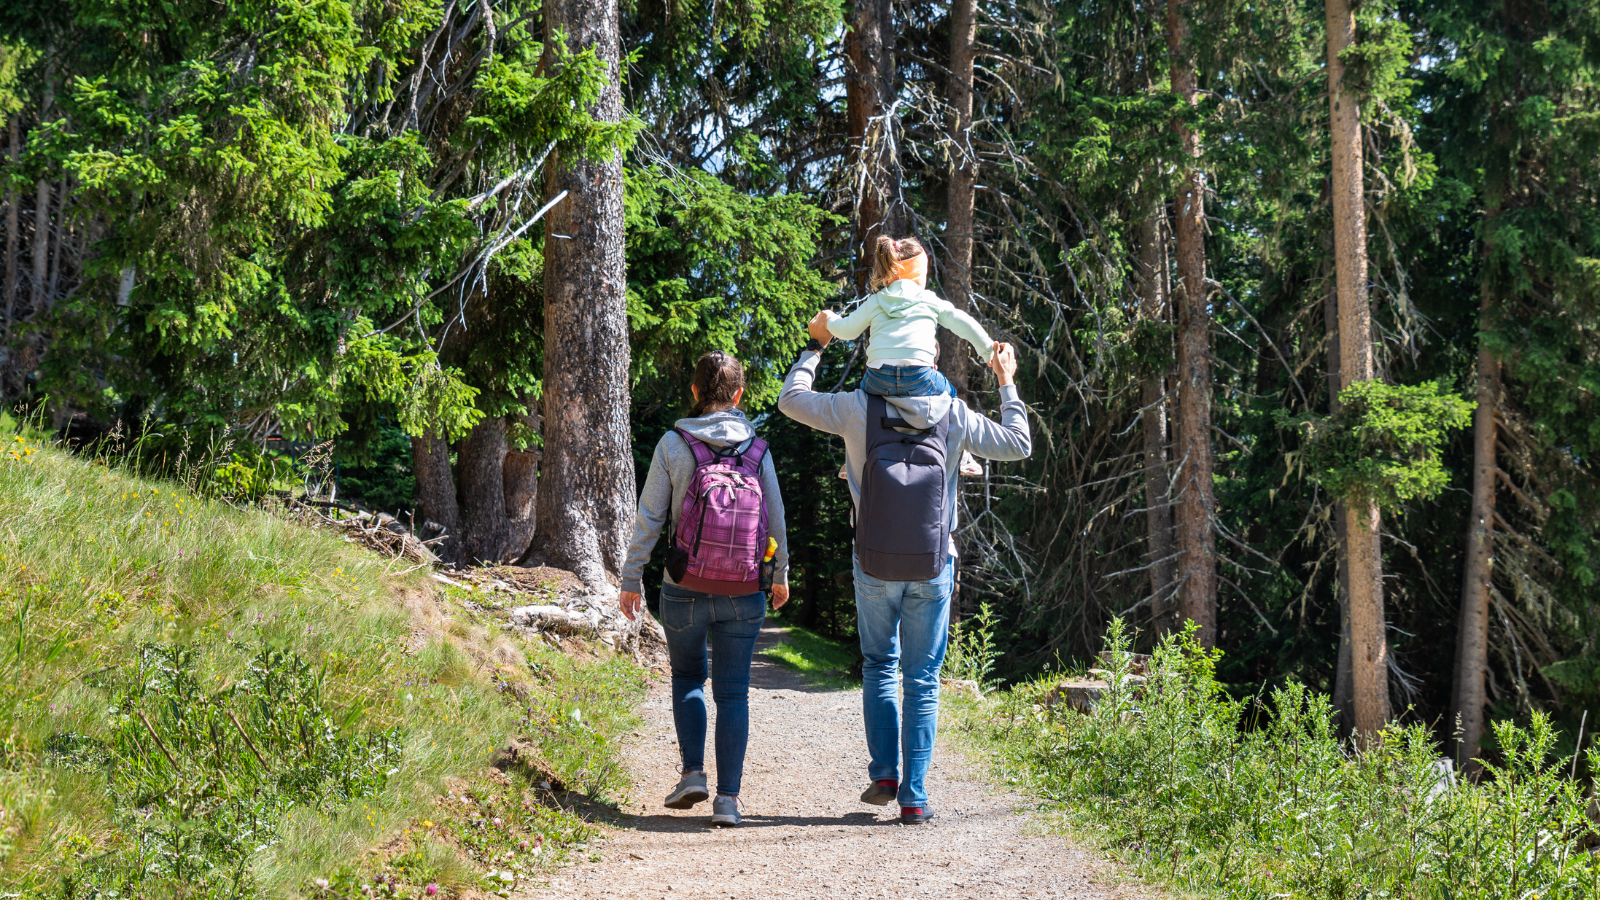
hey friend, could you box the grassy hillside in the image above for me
[0,425,646,898]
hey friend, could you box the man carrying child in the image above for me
[777,236,1031,825]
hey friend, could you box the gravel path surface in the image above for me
[527,623,1156,900]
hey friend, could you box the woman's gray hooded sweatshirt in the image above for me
[619,408,788,595]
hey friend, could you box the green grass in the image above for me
[759,611,859,690]
[950,618,1600,899]
[0,423,646,898]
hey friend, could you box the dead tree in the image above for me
[1136,214,1176,623]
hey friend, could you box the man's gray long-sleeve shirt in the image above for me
[776,351,1032,534]
[619,409,789,595]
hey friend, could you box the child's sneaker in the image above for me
[959,450,983,476]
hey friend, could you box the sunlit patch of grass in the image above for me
[760,611,860,690]
[0,421,646,898]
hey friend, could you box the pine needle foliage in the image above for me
[1282,379,1474,511]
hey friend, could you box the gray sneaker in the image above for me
[664,770,709,809]
[710,795,741,826]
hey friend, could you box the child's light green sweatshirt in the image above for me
[826,279,995,368]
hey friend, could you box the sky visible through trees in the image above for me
[2,0,1599,756]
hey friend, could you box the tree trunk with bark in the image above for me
[31,177,49,308]
[1137,213,1177,625]
[1324,273,1356,733]
[1452,295,1498,773]
[939,0,979,636]
[502,404,540,559]
[4,116,18,377]
[411,431,462,561]
[1327,0,1390,739]
[938,0,978,403]
[1165,0,1217,648]
[46,176,66,308]
[532,0,635,585]
[30,82,51,313]
[456,415,512,565]
[845,0,903,289]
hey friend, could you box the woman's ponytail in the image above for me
[689,350,746,417]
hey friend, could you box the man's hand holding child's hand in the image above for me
[990,342,1018,386]
[807,311,833,348]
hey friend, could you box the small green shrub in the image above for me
[53,644,401,894]
[943,602,1001,688]
[956,618,1600,899]
[1280,379,1474,510]
[522,643,649,802]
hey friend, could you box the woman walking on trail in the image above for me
[618,350,791,827]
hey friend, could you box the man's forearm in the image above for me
[778,350,845,435]
[784,350,819,392]
[964,384,1032,461]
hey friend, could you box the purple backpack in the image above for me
[666,429,769,592]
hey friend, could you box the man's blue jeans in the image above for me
[659,584,766,797]
[853,554,953,807]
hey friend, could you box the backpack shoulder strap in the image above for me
[673,428,716,466]
[865,394,893,449]
[740,436,769,472]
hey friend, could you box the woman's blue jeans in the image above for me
[862,364,957,398]
[659,584,766,797]
[853,554,953,807]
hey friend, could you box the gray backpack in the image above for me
[855,394,953,581]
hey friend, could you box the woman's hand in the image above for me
[619,590,643,621]
[770,583,790,609]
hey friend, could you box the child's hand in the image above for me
[990,342,1018,386]
[807,311,833,347]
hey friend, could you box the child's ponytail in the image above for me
[869,235,926,290]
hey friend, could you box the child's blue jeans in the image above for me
[862,364,957,398]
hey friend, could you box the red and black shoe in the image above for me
[900,804,936,825]
[860,779,898,806]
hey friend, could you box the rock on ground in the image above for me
[522,624,1159,900]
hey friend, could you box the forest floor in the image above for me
[524,623,1159,900]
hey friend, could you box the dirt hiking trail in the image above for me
[528,623,1157,900]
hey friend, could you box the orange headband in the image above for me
[891,252,928,285]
